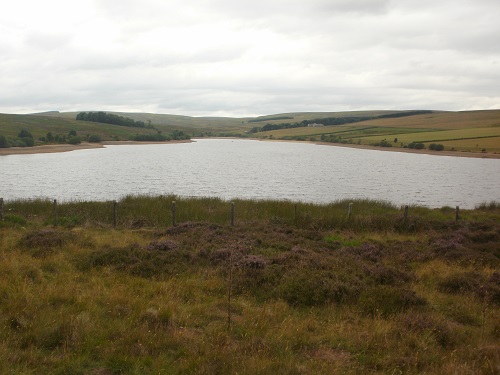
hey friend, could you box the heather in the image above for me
[0,197,498,374]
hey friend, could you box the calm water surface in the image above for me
[1,139,499,208]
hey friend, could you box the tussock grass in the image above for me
[0,198,498,373]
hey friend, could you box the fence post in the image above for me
[53,199,58,227]
[348,202,353,220]
[455,206,459,222]
[227,248,233,332]
[230,202,235,226]
[0,198,3,221]
[172,201,176,227]
[113,200,117,228]
[404,205,409,225]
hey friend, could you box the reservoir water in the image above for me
[1,139,499,208]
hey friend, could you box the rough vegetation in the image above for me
[0,197,498,373]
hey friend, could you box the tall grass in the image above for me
[2,195,471,231]
[0,197,498,373]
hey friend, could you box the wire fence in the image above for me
[0,196,468,231]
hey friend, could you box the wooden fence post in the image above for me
[0,198,4,221]
[113,200,117,228]
[53,199,58,227]
[455,206,459,222]
[227,249,233,332]
[348,202,353,220]
[404,205,409,225]
[230,202,235,226]
[172,201,176,227]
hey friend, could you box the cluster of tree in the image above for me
[371,139,393,147]
[406,142,445,151]
[249,116,374,133]
[377,110,434,119]
[0,129,35,148]
[429,143,445,151]
[0,129,103,149]
[76,112,155,129]
[247,116,294,123]
[38,130,84,145]
[250,111,435,134]
[132,130,190,142]
[407,142,426,149]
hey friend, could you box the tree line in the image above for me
[76,112,155,129]
[249,116,374,133]
[0,129,96,148]
[250,111,435,133]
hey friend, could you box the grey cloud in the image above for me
[0,0,499,115]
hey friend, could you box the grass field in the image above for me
[2,109,500,154]
[0,114,160,141]
[359,127,500,142]
[251,110,500,154]
[0,196,499,374]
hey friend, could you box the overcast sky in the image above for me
[1,0,499,117]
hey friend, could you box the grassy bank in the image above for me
[252,110,500,155]
[0,197,499,374]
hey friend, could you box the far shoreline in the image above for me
[0,138,498,159]
[0,140,192,156]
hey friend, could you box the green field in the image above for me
[1,109,500,154]
[251,110,500,154]
[0,196,499,373]
[0,113,161,142]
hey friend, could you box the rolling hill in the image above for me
[1,109,499,154]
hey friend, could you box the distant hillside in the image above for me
[250,110,500,154]
[35,110,409,136]
[3,109,499,154]
[0,113,168,145]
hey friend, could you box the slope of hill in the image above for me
[251,110,500,154]
[2,109,500,155]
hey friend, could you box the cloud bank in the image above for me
[1,0,499,116]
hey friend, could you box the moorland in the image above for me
[0,109,499,156]
[0,196,498,374]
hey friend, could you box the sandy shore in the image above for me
[312,141,500,159]
[0,138,498,159]
[255,138,500,159]
[0,140,192,156]
[0,143,104,155]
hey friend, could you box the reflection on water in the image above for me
[1,139,499,208]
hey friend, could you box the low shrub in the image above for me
[139,307,172,329]
[438,272,484,294]
[365,264,415,285]
[67,136,81,145]
[359,286,427,317]
[277,269,361,306]
[77,244,193,278]
[19,229,76,257]
[146,238,178,251]
[88,134,101,143]
[408,142,425,149]
[0,214,27,227]
[429,143,445,151]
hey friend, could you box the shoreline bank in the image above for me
[0,138,498,159]
[254,138,500,159]
[0,140,192,156]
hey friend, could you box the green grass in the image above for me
[249,110,500,154]
[3,110,500,153]
[3,196,427,231]
[359,127,500,145]
[0,113,162,142]
[0,197,498,373]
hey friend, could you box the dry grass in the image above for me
[0,199,499,374]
